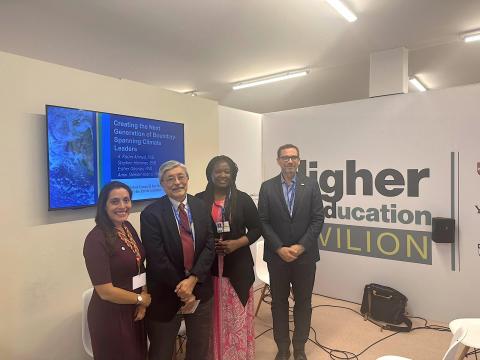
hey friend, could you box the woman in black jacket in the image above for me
[196,155,261,360]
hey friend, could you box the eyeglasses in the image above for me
[279,156,300,162]
[163,174,188,184]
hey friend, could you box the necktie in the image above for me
[178,203,194,271]
[286,183,295,216]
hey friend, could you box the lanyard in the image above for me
[220,205,226,224]
[214,203,225,232]
[116,224,141,275]
[172,203,194,237]
[285,181,296,216]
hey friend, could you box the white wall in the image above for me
[218,105,262,195]
[262,84,480,322]
[0,51,218,359]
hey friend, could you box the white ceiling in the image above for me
[1,0,480,113]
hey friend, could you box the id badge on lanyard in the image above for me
[216,221,230,233]
[216,205,230,234]
[132,272,146,290]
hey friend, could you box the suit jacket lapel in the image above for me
[187,195,202,259]
[160,196,183,267]
[274,174,291,217]
[292,174,306,218]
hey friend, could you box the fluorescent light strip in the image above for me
[326,0,357,22]
[409,77,427,92]
[464,33,480,43]
[183,90,198,96]
[232,69,309,90]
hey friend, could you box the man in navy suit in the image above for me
[141,160,215,360]
[258,144,324,360]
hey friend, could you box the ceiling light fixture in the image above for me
[183,90,198,96]
[325,0,357,22]
[462,30,480,43]
[409,76,427,92]
[232,69,309,90]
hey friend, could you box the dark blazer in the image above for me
[258,173,324,264]
[195,190,261,306]
[140,194,215,322]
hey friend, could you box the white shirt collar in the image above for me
[168,196,188,209]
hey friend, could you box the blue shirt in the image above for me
[281,174,296,216]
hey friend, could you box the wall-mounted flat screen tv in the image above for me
[46,105,185,210]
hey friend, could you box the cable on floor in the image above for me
[255,291,455,359]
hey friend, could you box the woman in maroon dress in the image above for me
[83,181,151,360]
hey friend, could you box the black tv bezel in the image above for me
[46,104,185,211]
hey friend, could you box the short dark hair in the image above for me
[277,144,300,158]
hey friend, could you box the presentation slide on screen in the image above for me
[47,106,184,209]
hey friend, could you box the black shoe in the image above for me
[275,349,291,360]
[293,350,307,360]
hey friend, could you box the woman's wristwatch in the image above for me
[136,294,143,305]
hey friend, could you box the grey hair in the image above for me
[158,160,189,182]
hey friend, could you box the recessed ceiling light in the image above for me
[325,0,357,22]
[183,90,198,96]
[409,76,427,92]
[232,69,309,90]
[462,30,480,43]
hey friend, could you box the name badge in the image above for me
[223,221,230,233]
[216,221,230,233]
[132,272,146,290]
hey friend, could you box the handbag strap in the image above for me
[380,315,412,333]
